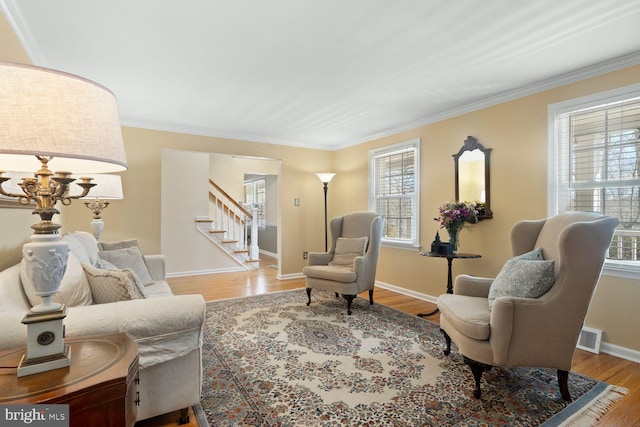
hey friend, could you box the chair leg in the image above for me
[368,289,374,305]
[343,294,355,315]
[558,369,572,401]
[464,357,492,399]
[177,407,190,424]
[441,329,451,356]
[306,288,312,306]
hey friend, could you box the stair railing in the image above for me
[208,179,258,259]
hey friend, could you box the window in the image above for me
[369,139,420,248]
[244,179,266,228]
[549,84,640,278]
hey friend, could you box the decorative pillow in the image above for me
[98,239,142,252]
[20,252,93,308]
[98,246,154,286]
[82,263,146,304]
[95,258,149,298]
[488,258,555,310]
[329,237,369,267]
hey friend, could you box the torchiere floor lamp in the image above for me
[315,173,336,251]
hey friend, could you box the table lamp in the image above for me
[0,62,127,376]
[70,174,124,240]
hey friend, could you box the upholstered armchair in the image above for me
[303,211,384,315]
[437,212,618,400]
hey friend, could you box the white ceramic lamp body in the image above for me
[22,235,69,313]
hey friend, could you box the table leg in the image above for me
[418,256,454,317]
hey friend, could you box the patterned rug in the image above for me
[201,289,627,426]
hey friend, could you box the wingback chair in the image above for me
[437,212,618,400]
[303,211,384,315]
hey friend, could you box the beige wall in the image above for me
[1,13,639,352]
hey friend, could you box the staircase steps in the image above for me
[222,239,238,244]
[209,230,226,234]
[246,259,261,263]
[234,249,249,254]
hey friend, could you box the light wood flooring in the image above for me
[137,256,640,426]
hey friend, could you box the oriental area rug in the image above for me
[200,289,627,426]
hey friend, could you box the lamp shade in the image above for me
[316,173,336,183]
[0,62,127,173]
[70,174,124,199]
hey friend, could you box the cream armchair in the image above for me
[303,212,384,315]
[437,212,618,400]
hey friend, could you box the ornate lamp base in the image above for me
[17,306,71,377]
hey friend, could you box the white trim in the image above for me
[277,272,305,280]
[602,260,640,280]
[166,266,245,278]
[600,341,640,364]
[259,249,277,259]
[375,280,437,304]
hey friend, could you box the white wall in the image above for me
[161,149,240,276]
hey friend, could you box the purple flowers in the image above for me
[435,201,479,229]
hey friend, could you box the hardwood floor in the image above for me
[137,256,639,426]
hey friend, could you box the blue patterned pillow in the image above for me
[488,255,555,310]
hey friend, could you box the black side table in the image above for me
[417,251,481,317]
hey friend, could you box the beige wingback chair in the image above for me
[438,212,618,400]
[303,211,384,315]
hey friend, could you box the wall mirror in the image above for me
[453,136,492,220]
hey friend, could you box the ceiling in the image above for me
[3,1,640,151]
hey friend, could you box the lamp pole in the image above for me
[315,173,336,252]
[322,181,329,251]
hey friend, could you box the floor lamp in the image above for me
[0,62,127,376]
[315,173,336,251]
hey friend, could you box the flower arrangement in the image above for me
[435,201,479,251]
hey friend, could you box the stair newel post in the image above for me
[250,206,259,260]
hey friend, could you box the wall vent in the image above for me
[576,327,602,354]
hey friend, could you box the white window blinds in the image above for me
[369,139,420,247]
[554,95,640,262]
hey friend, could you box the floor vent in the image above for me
[577,327,602,354]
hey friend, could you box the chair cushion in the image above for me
[302,265,357,283]
[438,294,491,340]
[329,237,368,266]
[488,257,555,310]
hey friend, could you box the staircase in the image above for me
[195,179,260,270]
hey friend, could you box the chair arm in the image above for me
[489,295,578,369]
[64,294,206,368]
[144,254,166,281]
[453,274,493,297]
[308,252,333,266]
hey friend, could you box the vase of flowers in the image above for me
[435,201,479,252]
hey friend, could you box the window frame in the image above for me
[369,138,421,250]
[548,82,640,279]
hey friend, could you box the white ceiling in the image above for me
[3,0,640,150]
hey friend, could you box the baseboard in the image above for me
[600,341,640,364]
[375,280,437,304]
[166,266,246,278]
[259,249,278,258]
[278,272,305,280]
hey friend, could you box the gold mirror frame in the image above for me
[453,136,493,220]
